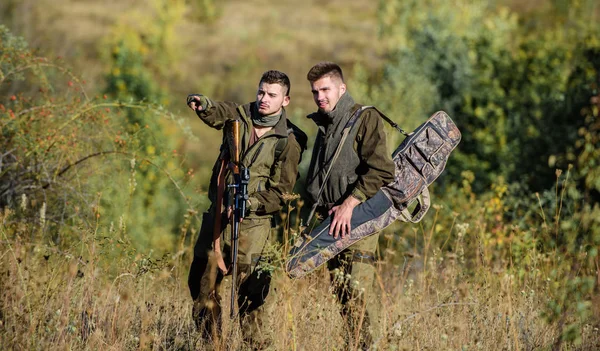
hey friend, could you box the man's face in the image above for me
[256,82,290,116]
[310,75,346,113]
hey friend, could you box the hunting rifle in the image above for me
[226,119,249,319]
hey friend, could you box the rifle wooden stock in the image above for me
[225,118,244,319]
[227,119,241,175]
[211,119,242,281]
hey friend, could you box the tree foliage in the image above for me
[367,1,600,341]
[371,0,600,193]
[0,25,202,253]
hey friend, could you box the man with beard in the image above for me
[187,70,304,347]
[304,62,395,347]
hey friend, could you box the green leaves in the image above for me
[373,1,599,194]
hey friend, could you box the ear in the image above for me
[339,83,347,96]
[282,95,290,107]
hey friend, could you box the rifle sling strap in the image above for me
[364,106,409,136]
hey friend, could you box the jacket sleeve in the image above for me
[189,94,240,130]
[249,135,302,215]
[351,109,395,202]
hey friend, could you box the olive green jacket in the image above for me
[306,102,395,207]
[196,97,303,217]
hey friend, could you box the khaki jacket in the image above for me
[306,103,395,207]
[197,99,303,218]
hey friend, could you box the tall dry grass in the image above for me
[2,196,599,350]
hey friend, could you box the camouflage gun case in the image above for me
[286,111,461,279]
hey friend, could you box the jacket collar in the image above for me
[249,102,288,138]
[307,92,355,129]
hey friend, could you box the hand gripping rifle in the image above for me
[226,119,250,319]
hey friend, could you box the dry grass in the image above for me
[2,205,599,351]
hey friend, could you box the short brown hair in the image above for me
[306,62,344,83]
[260,70,291,96]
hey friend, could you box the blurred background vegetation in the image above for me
[1,0,600,348]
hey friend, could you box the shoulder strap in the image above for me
[273,126,304,163]
[286,120,308,152]
[274,137,287,161]
[275,120,309,162]
[361,106,409,136]
[305,106,368,225]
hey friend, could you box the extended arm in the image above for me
[187,94,240,130]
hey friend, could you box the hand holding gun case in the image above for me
[287,110,461,279]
